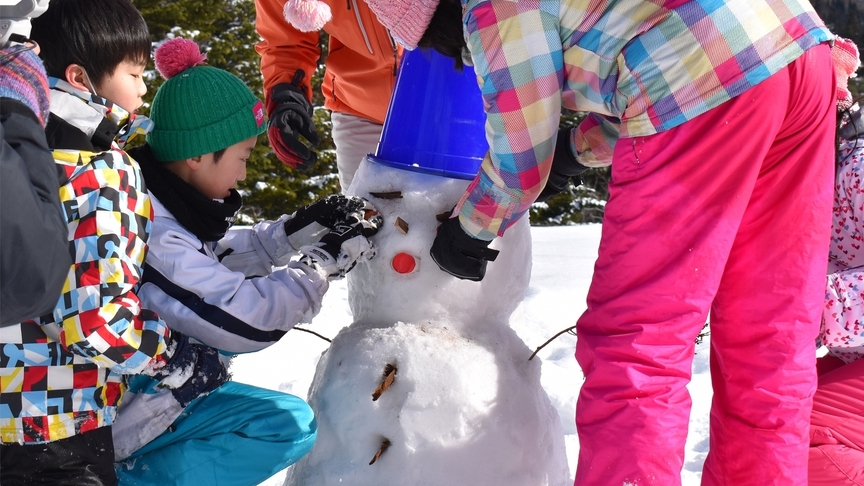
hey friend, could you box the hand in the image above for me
[300,216,382,279]
[430,216,499,281]
[284,195,380,250]
[267,70,320,170]
[535,127,590,203]
[156,332,228,407]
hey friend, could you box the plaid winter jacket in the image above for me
[0,85,172,445]
[454,0,833,240]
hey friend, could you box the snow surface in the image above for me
[230,211,713,486]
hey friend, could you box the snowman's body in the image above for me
[285,159,569,486]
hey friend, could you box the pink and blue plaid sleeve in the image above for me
[455,0,564,240]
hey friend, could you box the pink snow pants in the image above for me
[574,43,835,486]
[809,356,864,485]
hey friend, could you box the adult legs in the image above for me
[331,111,383,194]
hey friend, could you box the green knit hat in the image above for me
[147,38,266,162]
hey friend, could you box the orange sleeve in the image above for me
[254,0,321,105]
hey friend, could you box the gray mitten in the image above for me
[284,194,379,250]
[299,216,382,279]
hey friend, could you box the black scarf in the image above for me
[130,144,242,242]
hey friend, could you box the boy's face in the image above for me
[190,136,257,199]
[93,60,147,114]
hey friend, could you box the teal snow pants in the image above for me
[115,382,316,485]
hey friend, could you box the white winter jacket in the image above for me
[113,195,328,460]
[138,195,329,353]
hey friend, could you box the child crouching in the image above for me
[112,38,381,486]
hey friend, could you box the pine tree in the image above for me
[131,0,620,226]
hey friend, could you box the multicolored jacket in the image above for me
[254,0,401,123]
[454,0,833,240]
[0,82,172,445]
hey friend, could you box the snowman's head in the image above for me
[346,158,532,329]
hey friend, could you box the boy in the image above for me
[111,37,382,486]
[0,2,226,484]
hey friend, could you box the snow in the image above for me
[230,160,714,485]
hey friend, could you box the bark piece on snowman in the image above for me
[372,363,397,401]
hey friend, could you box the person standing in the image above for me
[364,0,836,484]
[255,0,402,192]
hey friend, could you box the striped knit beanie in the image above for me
[147,38,266,162]
[0,47,50,126]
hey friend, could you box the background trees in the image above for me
[132,0,859,226]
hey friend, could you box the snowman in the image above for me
[284,49,569,486]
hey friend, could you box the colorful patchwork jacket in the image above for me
[0,82,172,445]
[453,0,833,240]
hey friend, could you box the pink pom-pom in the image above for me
[154,38,208,80]
[283,0,331,32]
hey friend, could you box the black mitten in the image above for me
[430,216,499,281]
[536,127,590,203]
[156,332,228,407]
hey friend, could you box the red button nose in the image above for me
[392,252,417,274]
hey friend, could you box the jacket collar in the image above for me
[48,78,153,149]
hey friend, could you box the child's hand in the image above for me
[284,194,382,251]
[299,216,382,280]
[155,332,228,407]
[430,216,499,282]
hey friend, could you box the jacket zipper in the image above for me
[350,0,374,55]
[388,31,398,76]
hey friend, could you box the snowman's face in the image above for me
[346,158,532,328]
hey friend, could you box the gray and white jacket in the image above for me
[112,194,328,460]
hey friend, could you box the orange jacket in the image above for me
[255,0,401,124]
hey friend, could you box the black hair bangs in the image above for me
[31,0,150,84]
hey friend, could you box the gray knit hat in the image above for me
[147,38,265,162]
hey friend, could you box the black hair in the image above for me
[30,0,150,86]
[417,0,466,70]
[213,148,227,163]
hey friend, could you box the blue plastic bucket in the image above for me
[369,48,488,180]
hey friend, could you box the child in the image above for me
[1,1,226,485]
[369,0,835,483]
[111,38,382,486]
[809,36,864,485]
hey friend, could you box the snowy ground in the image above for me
[230,224,713,485]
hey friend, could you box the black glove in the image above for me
[300,216,383,279]
[535,128,590,203]
[284,195,379,250]
[267,70,320,170]
[156,332,228,407]
[430,216,499,281]
[840,109,864,141]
